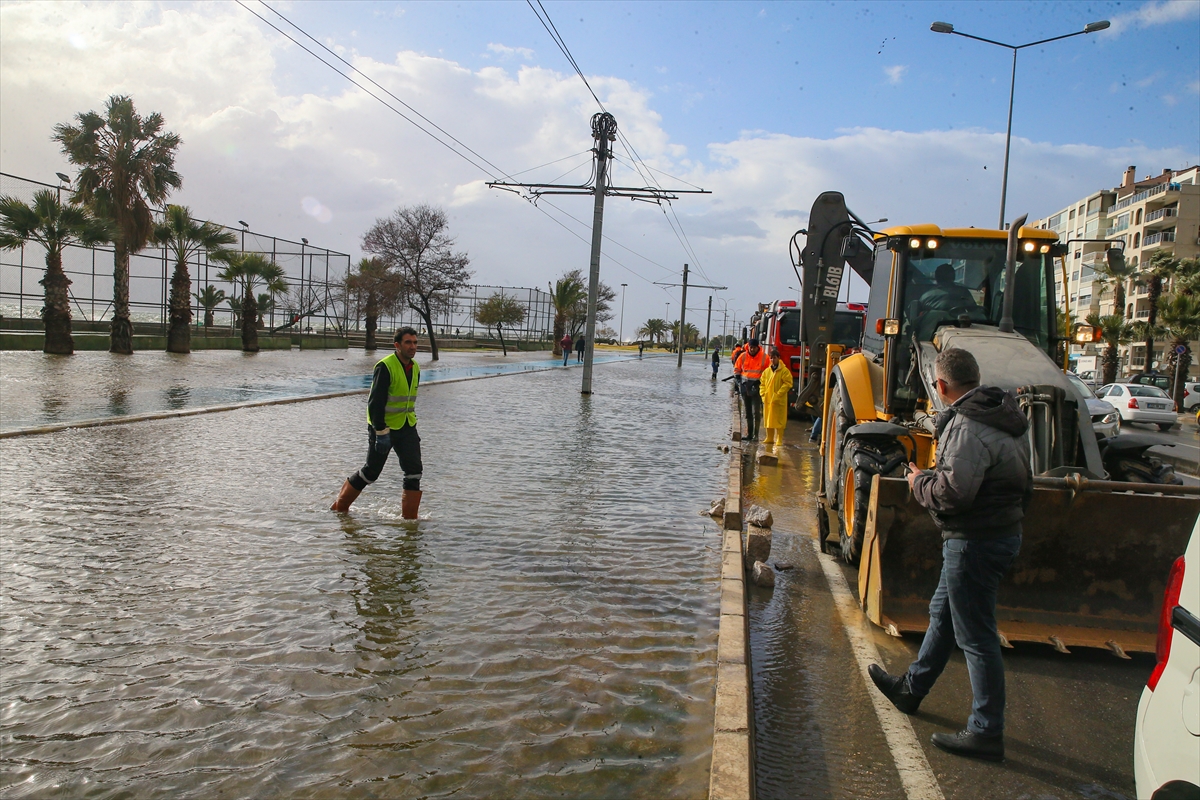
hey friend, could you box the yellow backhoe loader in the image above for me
[792,191,1199,655]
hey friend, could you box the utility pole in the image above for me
[488,112,709,394]
[703,295,713,358]
[580,113,614,394]
[655,268,725,368]
[619,283,627,345]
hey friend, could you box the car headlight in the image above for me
[1102,412,1118,424]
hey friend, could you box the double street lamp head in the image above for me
[55,172,71,184]
[930,19,1110,37]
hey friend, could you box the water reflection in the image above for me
[0,356,723,798]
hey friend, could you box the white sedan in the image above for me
[1096,384,1177,431]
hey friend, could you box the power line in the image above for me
[526,0,605,112]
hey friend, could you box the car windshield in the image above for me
[1066,373,1096,399]
[1129,385,1169,398]
[901,240,1053,351]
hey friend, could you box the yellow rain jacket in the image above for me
[759,361,794,431]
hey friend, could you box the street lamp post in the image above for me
[619,283,627,345]
[931,19,1110,230]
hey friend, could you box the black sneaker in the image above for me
[867,664,922,714]
[931,729,1004,762]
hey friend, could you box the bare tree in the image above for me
[363,204,472,361]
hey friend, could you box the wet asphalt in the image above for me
[743,414,1154,800]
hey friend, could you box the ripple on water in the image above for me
[1,356,726,798]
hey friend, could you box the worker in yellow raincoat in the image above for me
[759,346,793,451]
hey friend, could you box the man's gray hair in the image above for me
[935,347,980,389]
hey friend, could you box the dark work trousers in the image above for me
[348,424,422,492]
[741,379,762,438]
[906,535,1022,736]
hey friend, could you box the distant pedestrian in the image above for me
[759,347,793,451]
[575,335,585,363]
[734,338,769,441]
[330,327,424,519]
[638,341,644,358]
[867,348,1031,763]
[561,333,572,366]
[711,344,721,379]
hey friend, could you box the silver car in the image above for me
[1096,383,1178,431]
[1067,372,1120,438]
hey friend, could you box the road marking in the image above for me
[809,535,945,800]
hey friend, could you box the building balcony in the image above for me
[1144,207,1177,228]
[1114,181,1180,211]
[1110,219,1130,233]
[1143,230,1176,249]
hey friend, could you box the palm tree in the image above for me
[218,253,286,352]
[1086,312,1133,386]
[194,285,226,329]
[152,205,236,354]
[0,190,111,355]
[1134,250,1180,374]
[1093,248,1137,321]
[54,95,182,354]
[345,257,403,349]
[637,318,667,345]
[1156,293,1200,409]
[550,276,586,356]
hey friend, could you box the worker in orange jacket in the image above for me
[731,340,745,390]
[734,338,771,441]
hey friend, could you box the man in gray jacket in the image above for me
[867,347,1031,762]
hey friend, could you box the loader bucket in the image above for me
[856,474,1200,655]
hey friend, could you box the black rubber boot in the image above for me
[867,664,922,714]
[930,729,1004,762]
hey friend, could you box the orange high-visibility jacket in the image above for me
[735,348,770,380]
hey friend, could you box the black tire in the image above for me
[823,390,851,507]
[837,445,874,565]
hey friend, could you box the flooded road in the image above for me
[744,422,1153,800]
[0,349,650,433]
[1,353,726,798]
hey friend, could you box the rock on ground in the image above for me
[744,525,771,565]
[744,505,773,528]
[703,498,726,518]
[752,560,775,588]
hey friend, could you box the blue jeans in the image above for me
[905,535,1022,736]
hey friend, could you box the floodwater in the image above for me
[0,349,649,433]
[0,351,727,798]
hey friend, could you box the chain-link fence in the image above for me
[0,172,552,342]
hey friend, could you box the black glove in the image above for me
[374,431,392,454]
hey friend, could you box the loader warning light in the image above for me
[876,318,901,335]
[1040,244,1052,253]
[909,238,922,249]
[1072,323,1102,343]
[1023,241,1037,253]
[926,238,939,250]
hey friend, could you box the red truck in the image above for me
[760,299,866,414]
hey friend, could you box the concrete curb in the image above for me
[1149,445,1200,477]
[709,404,754,800]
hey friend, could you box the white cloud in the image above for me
[884,65,908,85]
[486,42,534,60]
[1,1,1194,324]
[1104,0,1199,37]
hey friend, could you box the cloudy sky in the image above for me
[2,0,1197,334]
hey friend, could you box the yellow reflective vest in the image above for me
[368,352,419,430]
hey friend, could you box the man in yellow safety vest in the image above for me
[331,327,423,518]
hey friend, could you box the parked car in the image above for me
[1075,369,1099,389]
[1133,514,1200,800]
[1066,372,1120,438]
[1097,384,1178,430]
[1128,372,1173,393]
[1182,381,1200,411]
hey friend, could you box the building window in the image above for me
[1078,294,1091,305]
[1074,250,1082,259]
[1135,208,1142,224]
[1134,232,1141,247]
[1069,209,1076,220]
[1072,270,1080,280]
[1049,212,1063,228]
[1087,197,1101,214]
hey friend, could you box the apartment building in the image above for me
[1035,164,1200,379]
[1108,164,1200,374]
